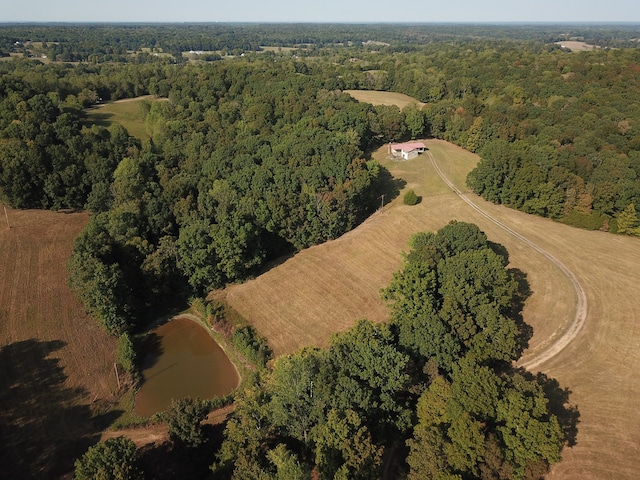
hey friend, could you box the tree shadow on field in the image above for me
[514,368,580,448]
[0,339,120,479]
[377,165,406,205]
[83,111,114,128]
[507,267,534,355]
[536,372,580,447]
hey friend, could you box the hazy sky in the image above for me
[3,0,640,23]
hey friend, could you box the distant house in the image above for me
[389,142,427,160]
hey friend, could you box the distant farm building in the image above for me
[389,142,427,160]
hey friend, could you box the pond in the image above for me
[134,316,239,417]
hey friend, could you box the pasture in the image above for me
[86,95,158,140]
[0,209,118,477]
[224,136,640,478]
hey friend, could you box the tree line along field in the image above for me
[225,137,640,479]
[85,95,158,141]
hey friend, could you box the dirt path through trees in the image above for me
[427,151,588,370]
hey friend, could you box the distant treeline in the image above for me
[2,23,640,62]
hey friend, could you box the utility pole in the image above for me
[3,205,9,229]
[379,194,385,211]
[114,363,121,389]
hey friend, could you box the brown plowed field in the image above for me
[225,138,640,479]
[0,209,117,478]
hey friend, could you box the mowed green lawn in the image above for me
[224,114,640,478]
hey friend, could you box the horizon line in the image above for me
[2,21,640,26]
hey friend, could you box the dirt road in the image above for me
[428,151,588,371]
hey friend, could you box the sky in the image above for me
[3,0,640,23]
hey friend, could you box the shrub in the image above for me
[403,189,419,206]
[189,297,212,320]
[231,325,272,368]
[158,397,208,447]
[117,332,137,375]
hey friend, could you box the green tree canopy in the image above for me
[407,361,564,480]
[159,397,209,448]
[74,437,143,480]
[384,222,522,373]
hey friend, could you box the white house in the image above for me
[389,142,427,160]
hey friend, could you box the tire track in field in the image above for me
[427,151,588,371]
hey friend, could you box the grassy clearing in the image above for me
[85,95,160,140]
[225,137,640,479]
[0,209,118,477]
[259,46,299,52]
[344,89,426,109]
[555,41,601,51]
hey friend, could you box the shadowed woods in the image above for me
[0,339,121,479]
[136,421,227,480]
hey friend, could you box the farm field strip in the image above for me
[0,209,118,477]
[427,150,588,371]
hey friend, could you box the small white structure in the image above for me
[389,142,427,160]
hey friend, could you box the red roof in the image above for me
[390,142,426,151]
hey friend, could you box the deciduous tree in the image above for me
[74,437,143,480]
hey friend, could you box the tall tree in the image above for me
[74,437,143,480]
[159,397,209,448]
[269,348,325,444]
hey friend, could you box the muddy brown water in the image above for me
[134,316,239,417]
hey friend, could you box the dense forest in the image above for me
[3,23,640,62]
[3,22,638,478]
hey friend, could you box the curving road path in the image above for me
[427,151,588,371]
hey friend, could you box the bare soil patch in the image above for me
[101,405,234,448]
[0,208,117,478]
[225,139,640,479]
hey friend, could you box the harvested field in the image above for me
[344,89,425,109]
[225,138,640,479]
[0,209,117,479]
